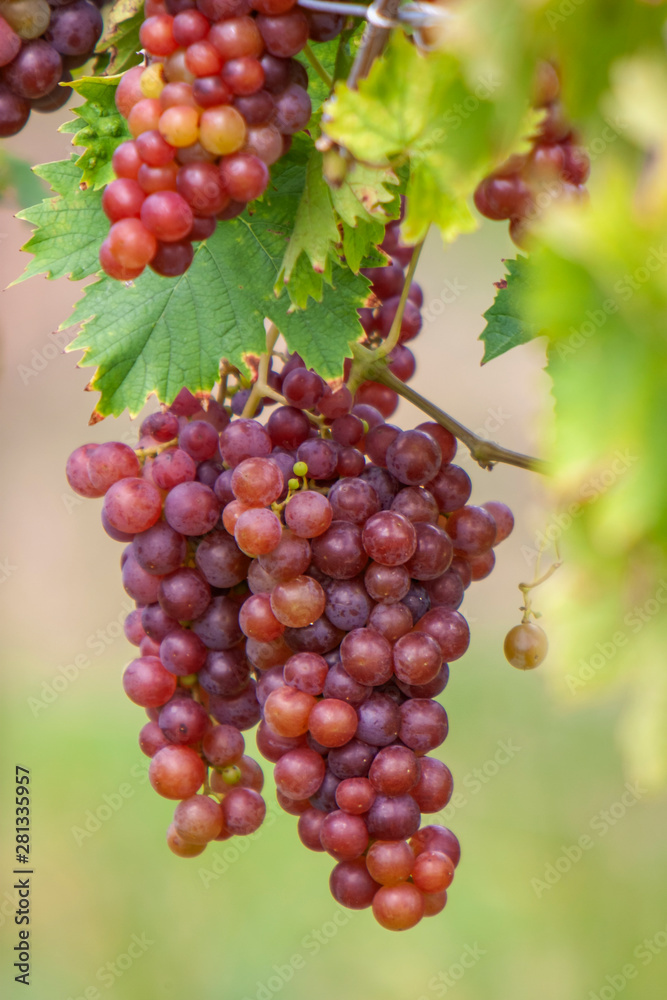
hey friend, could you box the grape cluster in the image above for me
[0,0,103,136]
[99,0,334,280]
[473,62,590,247]
[65,224,515,927]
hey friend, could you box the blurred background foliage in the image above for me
[2,0,667,997]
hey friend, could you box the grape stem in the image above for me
[241,325,326,427]
[134,436,178,460]
[519,541,562,621]
[349,344,550,473]
[372,237,426,361]
[303,43,334,89]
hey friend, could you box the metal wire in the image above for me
[296,0,451,31]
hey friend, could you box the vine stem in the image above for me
[303,43,334,88]
[241,324,280,419]
[241,325,327,427]
[351,348,550,473]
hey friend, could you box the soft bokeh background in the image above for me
[2,108,667,1000]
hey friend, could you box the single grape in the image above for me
[158,695,208,744]
[308,698,358,748]
[366,839,415,886]
[274,746,325,799]
[297,807,327,852]
[369,745,419,797]
[122,655,176,707]
[166,822,206,857]
[4,39,62,99]
[361,511,417,567]
[104,478,162,534]
[163,481,221,535]
[372,883,424,930]
[410,757,453,813]
[327,738,376,779]
[320,810,369,861]
[399,699,448,754]
[329,858,380,909]
[340,627,393,686]
[47,0,102,56]
[504,621,548,670]
[173,794,223,844]
[220,787,266,835]
[264,685,316,738]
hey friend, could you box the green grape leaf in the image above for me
[14,158,107,283]
[276,143,399,301]
[277,148,341,302]
[0,152,46,208]
[95,0,144,74]
[323,31,537,244]
[479,256,541,363]
[341,218,386,273]
[65,217,367,417]
[59,75,130,190]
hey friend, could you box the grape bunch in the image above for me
[0,0,103,137]
[65,225,515,928]
[473,62,590,247]
[99,0,327,280]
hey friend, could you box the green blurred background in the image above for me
[2,106,667,1000]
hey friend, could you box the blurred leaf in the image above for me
[0,151,46,208]
[480,256,542,362]
[323,32,537,244]
[516,162,667,788]
[95,0,143,74]
[538,0,667,120]
[60,75,131,190]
